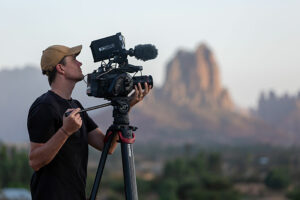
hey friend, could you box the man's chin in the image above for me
[76,74,85,82]
[67,74,84,83]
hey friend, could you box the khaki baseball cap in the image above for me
[41,44,82,75]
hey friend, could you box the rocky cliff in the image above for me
[162,44,233,110]
[93,43,293,146]
[256,90,300,135]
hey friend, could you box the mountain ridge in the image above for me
[0,43,298,146]
[93,43,296,146]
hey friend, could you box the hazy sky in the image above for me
[1,0,299,108]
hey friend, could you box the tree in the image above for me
[286,186,300,200]
[264,168,290,190]
[0,144,32,189]
[158,152,240,200]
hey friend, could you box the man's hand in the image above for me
[62,108,82,136]
[129,82,152,107]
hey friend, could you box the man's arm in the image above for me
[29,108,82,171]
[29,129,69,171]
[88,128,118,154]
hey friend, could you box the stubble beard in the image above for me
[66,73,84,83]
[74,74,84,82]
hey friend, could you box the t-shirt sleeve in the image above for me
[85,112,98,133]
[27,103,58,143]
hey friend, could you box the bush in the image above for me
[157,152,240,200]
[286,186,300,200]
[264,168,290,190]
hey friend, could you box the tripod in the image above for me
[89,97,138,200]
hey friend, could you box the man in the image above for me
[27,44,150,200]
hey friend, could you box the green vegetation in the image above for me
[287,186,300,200]
[154,152,240,200]
[264,167,290,190]
[0,144,32,189]
[86,144,300,199]
[87,151,240,200]
[2,143,300,199]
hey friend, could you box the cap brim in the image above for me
[69,45,82,57]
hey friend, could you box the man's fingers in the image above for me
[66,108,74,112]
[64,108,75,118]
[77,118,82,124]
[134,85,138,96]
[69,108,81,117]
[75,114,81,120]
[143,83,149,95]
[138,83,143,93]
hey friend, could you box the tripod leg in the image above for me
[89,131,116,200]
[121,143,138,200]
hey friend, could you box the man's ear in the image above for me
[55,64,65,75]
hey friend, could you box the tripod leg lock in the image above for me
[104,131,136,144]
[118,131,135,144]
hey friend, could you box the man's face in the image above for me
[63,55,84,82]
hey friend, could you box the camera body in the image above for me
[87,33,156,100]
[87,68,153,99]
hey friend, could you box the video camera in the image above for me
[87,33,157,99]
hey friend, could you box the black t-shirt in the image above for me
[27,90,98,200]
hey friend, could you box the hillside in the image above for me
[0,44,297,146]
[93,44,294,146]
